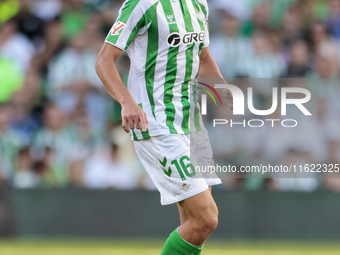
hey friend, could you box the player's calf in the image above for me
[160,190,218,254]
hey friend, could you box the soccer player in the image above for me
[96,0,231,254]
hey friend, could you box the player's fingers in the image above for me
[145,112,148,125]
[134,116,141,130]
[122,117,129,133]
[128,118,135,131]
[141,114,148,133]
[224,89,233,111]
[228,102,233,111]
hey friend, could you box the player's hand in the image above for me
[121,101,148,133]
[223,89,233,111]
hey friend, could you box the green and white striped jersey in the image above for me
[105,0,210,140]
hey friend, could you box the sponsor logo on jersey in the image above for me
[181,183,190,192]
[167,32,205,47]
[166,15,176,24]
[111,21,126,36]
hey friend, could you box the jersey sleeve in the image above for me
[105,0,147,51]
[198,0,210,48]
[203,20,210,48]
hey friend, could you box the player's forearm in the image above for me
[198,50,233,110]
[198,53,228,95]
[198,52,224,80]
[95,56,134,106]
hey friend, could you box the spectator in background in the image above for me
[274,148,319,192]
[308,41,340,115]
[71,111,106,185]
[210,12,252,78]
[10,68,43,145]
[61,0,89,40]
[310,21,335,53]
[237,31,286,79]
[241,2,271,37]
[31,17,64,72]
[33,103,86,187]
[295,0,329,27]
[0,104,21,183]
[84,143,138,190]
[267,28,286,61]
[47,32,109,132]
[0,58,23,103]
[30,0,62,21]
[83,13,106,53]
[0,18,35,73]
[285,40,312,77]
[31,147,60,188]
[323,140,340,192]
[317,95,340,192]
[324,0,340,41]
[282,6,306,50]
[12,147,38,189]
[0,0,20,24]
[12,0,45,50]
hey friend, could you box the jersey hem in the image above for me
[131,129,192,141]
[104,40,126,52]
[160,185,209,205]
[205,178,222,187]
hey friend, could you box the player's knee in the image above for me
[192,217,218,238]
[206,204,219,231]
[203,214,218,233]
[192,210,218,236]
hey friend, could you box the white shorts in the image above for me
[134,128,222,205]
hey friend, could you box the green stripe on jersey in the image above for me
[161,0,180,134]
[144,3,160,119]
[192,0,206,30]
[107,0,140,45]
[179,0,195,133]
[196,0,207,17]
[132,130,138,140]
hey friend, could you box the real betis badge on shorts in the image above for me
[181,183,190,192]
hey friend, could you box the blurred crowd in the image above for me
[0,0,340,192]
[207,0,340,192]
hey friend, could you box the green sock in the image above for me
[193,244,204,255]
[160,228,200,255]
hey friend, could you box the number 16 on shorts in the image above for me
[159,156,196,181]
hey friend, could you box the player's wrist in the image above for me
[119,93,136,106]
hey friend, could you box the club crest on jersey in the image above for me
[111,21,126,36]
[195,8,205,22]
[167,32,205,47]
[195,9,201,19]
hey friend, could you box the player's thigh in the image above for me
[178,189,218,225]
[177,186,213,225]
[177,203,188,225]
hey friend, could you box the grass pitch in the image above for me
[1,239,340,255]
